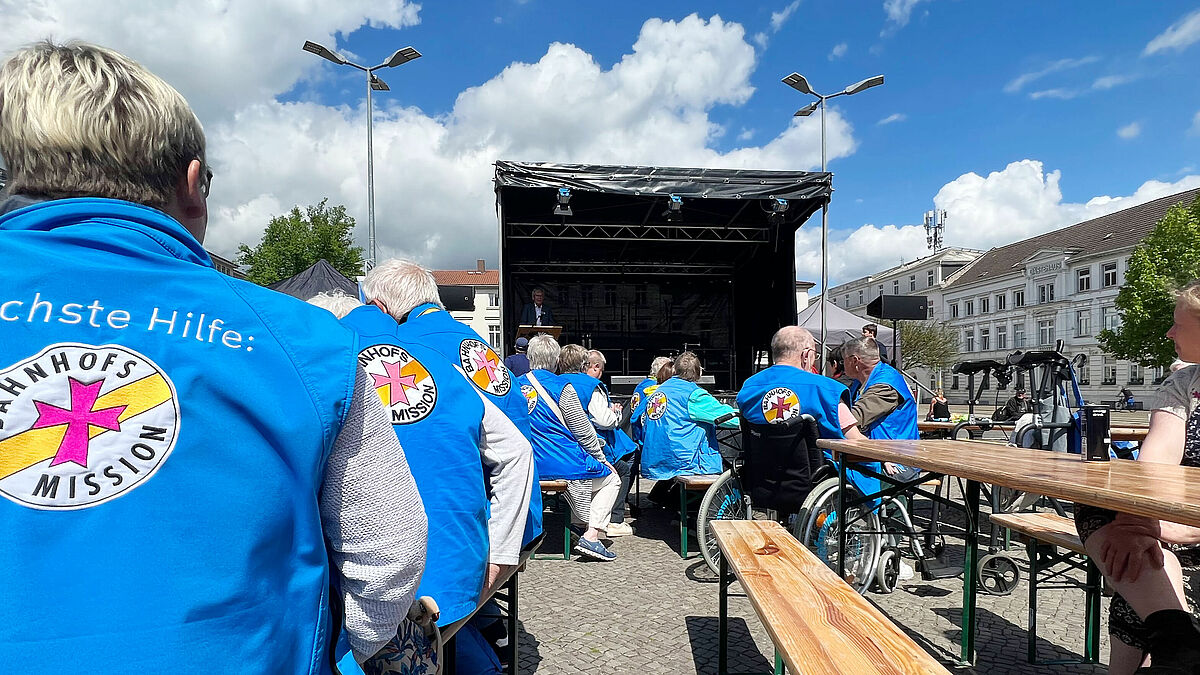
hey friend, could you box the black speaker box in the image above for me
[438,285,476,312]
[867,294,928,321]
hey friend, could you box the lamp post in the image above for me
[303,41,421,265]
[783,72,884,366]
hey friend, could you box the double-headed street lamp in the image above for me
[783,72,884,365]
[303,40,421,265]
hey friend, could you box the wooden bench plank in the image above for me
[712,520,950,674]
[675,474,721,489]
[989,512,1084,555]
[540,479,569,492]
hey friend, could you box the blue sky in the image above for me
[4,1,1199,285]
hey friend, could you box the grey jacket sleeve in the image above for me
[558,386,605,461]
[321,366,429,663]
[850,382,904,431]
[476,390,535,565]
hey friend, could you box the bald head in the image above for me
[771,326,816,366]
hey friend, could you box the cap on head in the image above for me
[515,337,529,349]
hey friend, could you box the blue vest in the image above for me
[340,305,487,627]
[560,373,637,463]
[394,304,542,546]
[630,377,656,444]
[849,362,919,440]
[0,198,355,673]
[641,377,722,479]
[737,364,850,440]
[518,371,605,480]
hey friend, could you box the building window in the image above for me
[996,325,1008,349]
[858,290,864,304]
[1102,306,1121,331]
[1077,268,1091,293]
[951,375,960,390]
[893,280,900,294]
[964,330,975,352]
[981,297,990,314]
[1103,262,1118,287]
[1076,310,1091,337]
[980,327,990,351]
[844,294,850,306]
[1129,363,1144,385]
[928,307,934,319]
[1078,365,1090,385]
[877,284,884,298]
[909,275,916,291]
[1038,319,1055,346]
[996,294,1006,311]
[1153,366,1167,385]
[1103,359,1117,386]
[950,303,959,318]
[831,296,837,305]
[928,270,936,287]
[488,324,501,348]
[488,292,499,307]
[1013,322,1026,347]
[1038,283,1055,303]
[1014,289,1025,307]
[965,299,975,316]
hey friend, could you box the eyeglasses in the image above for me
[196,159,213,198]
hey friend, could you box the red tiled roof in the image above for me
[432,269,498,285]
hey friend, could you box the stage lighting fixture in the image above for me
[553,187,573,217]
[768,198,789,225]
[662,194,683,221]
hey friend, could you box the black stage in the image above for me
[495,161,831,390]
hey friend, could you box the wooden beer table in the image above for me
[816,438,1200,665]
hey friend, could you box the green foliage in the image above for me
[236,199,365,286]
[897,319,959,371]
[1098,195,1200,367]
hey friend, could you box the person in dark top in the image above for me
[1118,386,1135,410]
[926,389,951,421]
[995,388,1033,421]
[519,288,555,327]
[504,337,531,377]
[863,323,889,363]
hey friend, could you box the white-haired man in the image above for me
[362,259,543,548]
[0,41,426,672]
[519,335,621,560]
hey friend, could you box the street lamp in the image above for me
[783,72,884,365]
[303,40,422,265]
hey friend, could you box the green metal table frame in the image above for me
[1021,538,1102,664]
[680,482,705,559]
[532,489,572,561]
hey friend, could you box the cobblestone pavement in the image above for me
[516,479,1113,674]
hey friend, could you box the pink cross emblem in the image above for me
[769,395,792,420]
[473,349,499,383]
[32,378,127,467]
[371,361,419,406]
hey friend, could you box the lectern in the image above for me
[515,325,562,343]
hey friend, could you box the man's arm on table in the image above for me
[321,367,428,663]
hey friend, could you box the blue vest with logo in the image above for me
[0,198,356,673]
[341,305,487,627]
[641,377,722,479]
[849,362,919,441]
[517,371,605,480]
[737,364,850,439]
[560,373,637,463]
[630,377,656,444]
[394,304,542,546]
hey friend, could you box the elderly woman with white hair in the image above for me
[519,335,621,561]
[1074,279,1200,674]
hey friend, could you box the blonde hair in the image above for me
[0,41,205,210]
[362,259,442,320]
[556,344,589,374]
[306,291,362,319]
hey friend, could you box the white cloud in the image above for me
[804,160,1200,284]
[877,113,906,125]
[829,42,848,60]
[1191,110,1200,136]
[1117,122,1142,139]
[1004,56,1098,94]
[1144,8,1200,56]
[755,1,802,50]
[737,128,755,141]
[1028,88,1077,100]
[753,32,769,49]
[1092,74,1135,90]
[881,0,929,35]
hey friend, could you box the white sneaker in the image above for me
[605,522,634,537]
[899,560,915,581]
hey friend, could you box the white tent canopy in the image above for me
[796,298,896,348]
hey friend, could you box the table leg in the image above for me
[507,572,519,675]
[719,551,729,675]
[1027,541,1039,664]
[680,484,689,559]
[444,633,457,674]
[960,479,980,665]
[837,459,847,582]
[774,650,784,674]
[1085,560,1101,663]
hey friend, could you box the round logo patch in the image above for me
[459,339,511,396]
[762,387,801,424]
[520,384,538,413]
[0,343,180,510]
[630,391,642,412]
[359,344,438,426]
[646,391,668,421]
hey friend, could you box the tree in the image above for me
[1099,195,1200,367]
[897,320,959,371]
[237,199,365,286]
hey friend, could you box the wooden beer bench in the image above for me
[535,479,572,560]
[712,520,951,674]
[675,473,721,559]
[989,511,1101,665]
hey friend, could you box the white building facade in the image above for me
[432,259,502,350]
[828,247,982,324]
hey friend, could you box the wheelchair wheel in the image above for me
[1012,424,1043,450]
[696,470,749,575]
[978,552,1021,595]
[796,477,882,595]
[875,547,900,594]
